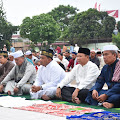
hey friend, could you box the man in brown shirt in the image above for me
[0,51,14,83]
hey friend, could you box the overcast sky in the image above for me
[3,0,120,26]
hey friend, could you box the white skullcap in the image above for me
[91,49,96,53]
[53,58,61,62]
[13,50,24,58]
[102,45,118,52]
[8,52,14,56]
[25,50,32,55]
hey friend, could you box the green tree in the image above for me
[112,32,120,48]
[64,8,116,46]
[20,13,61,46]
[48,5,79,35]
[117,21,120,32]
[0,9,18,50]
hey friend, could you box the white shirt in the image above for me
[11,60,16,65]
[32,56,38,62]
[74,46,79,53]
[61,58,69,69]
[34,60,66,90]
[57,61,100,90]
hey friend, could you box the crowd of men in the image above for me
[0,44,120,109]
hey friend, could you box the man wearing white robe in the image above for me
[56,48,100,104]
[0,50,36,95]
[30,49,66,100]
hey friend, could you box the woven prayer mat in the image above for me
[52,100,120,113]
[66,111,120,120]
[1,94,119,114]
[14,102,103,117]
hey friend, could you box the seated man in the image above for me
[0,50,36,95]
[56,48,100,104]
[30,49,66,100]
[0,51,14,83]
[86,45,120,109]
[25,50,34,65]
[66,52,78,72]
[65,50,72,61]
[58,53,69,70]
[8,52,16,65]
[90,49,100,68]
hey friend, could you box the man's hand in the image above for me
[97,94,108,102]
[31,85,41,93]
[72,88,79,102]
[92,90,99,100]
[14,87,19,93]
[56,87,61,98]
[0,84,4,93]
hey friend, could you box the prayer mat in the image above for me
[14,103,103,117]
[66,111,120,120]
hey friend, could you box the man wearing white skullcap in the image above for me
[8,52,16,65]
[0,50,36,95]
[25,50,37,65]
[25,50,34,65]
[86,44,120,109]
[89,49,100,68]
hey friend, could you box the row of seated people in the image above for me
[0,45,120,109]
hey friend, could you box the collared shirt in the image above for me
[34,60,66,90]
[91,59,120,97]
[58,61,100,90]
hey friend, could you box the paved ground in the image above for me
[0,107,66,120]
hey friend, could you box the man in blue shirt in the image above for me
[10,45,15,53]
[86,45,120,109]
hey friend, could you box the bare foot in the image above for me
[7,91,11,95]
[103,102,114,109]
[74,97,81,104]
[41,95,51,100]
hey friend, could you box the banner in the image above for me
[106,10,119,18]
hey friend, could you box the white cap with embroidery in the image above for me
[103,45,118,52]
[13,50,24,58]
[25,50,32,55]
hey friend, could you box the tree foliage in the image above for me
[48,5,79,32]
[0,9,18,50]
[63,8,116,46]
[112,32,120,48]
[117,21,120,32]
[20,13,61,44]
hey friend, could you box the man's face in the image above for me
[27,54,32,59]
[37,61,41,66]
[90,51,96,58]
[15,57,24,66]
[0,55,6,64]
[103,51,116,65]
[65,52,69,57]
[40,55,49,66]
[36,52,40,56]
[58,54,63,60]
[72,54,76,60]
[8,55,14,61]
[77,53,88,65]
[118,53,120,59]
